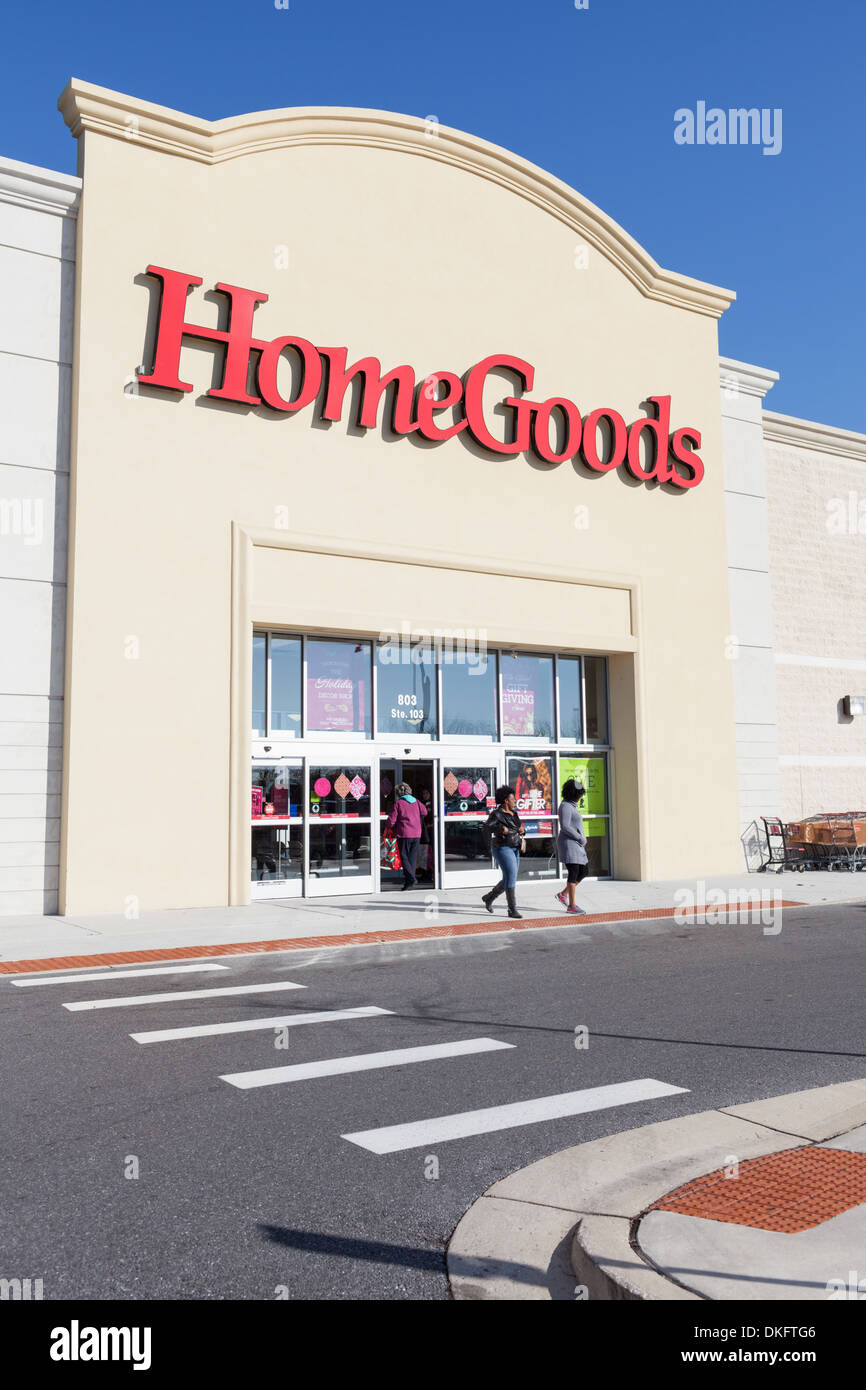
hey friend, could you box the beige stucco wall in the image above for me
[764,423,866,818]
[59,84,742,912]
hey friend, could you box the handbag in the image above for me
[381,829,402,871]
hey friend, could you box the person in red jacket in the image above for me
[387,781,428,890]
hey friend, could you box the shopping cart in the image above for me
[785,816,834,871]
[785,813,866,872]
[827,813,866,871]
[748,814,866,872]
[758,817,813,872]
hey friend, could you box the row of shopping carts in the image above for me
[754,814,866,872]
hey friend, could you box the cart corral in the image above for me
[743,815,866,873]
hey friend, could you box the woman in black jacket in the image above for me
[482,785,524,919]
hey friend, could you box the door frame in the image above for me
[439,750,502,891]
[376,755,440,893]
[250,751,304,900]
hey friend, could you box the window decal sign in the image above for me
[560,757,607,817]
[139,266,705,489]
[308,678,357,731]
[508,757,553,815]
[502,683,536,736]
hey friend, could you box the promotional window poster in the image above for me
[508,756,554,816]
[307,644,369,732]
[560,756,607,833]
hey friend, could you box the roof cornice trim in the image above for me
[718,355,779,399]
[57,78,735,319]
[0,156,80,217]
[762,410,866,461]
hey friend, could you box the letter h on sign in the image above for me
[140,265,269,404]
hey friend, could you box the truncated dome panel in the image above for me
[650,1147,866,1233]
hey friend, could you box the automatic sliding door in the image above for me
[250,758,304,899]
[441,761,498,889]
[306,762,374,895]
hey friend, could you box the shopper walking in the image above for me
[555,778,588,914]
[482,785,524,919]
[387,782,427,890]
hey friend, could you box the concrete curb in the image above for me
[447,1078,866,1300]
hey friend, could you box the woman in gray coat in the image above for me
[555,778,588,914]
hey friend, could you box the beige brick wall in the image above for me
[764,431,866,819]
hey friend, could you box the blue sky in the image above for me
[4,0,864,429]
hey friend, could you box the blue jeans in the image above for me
[494,846,520,889]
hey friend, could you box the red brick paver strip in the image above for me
[0,901,804,975]
[651,1147,866,1233]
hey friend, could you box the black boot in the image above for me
[482,883,505,914]
[505,888,522,919]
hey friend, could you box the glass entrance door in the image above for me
[440,758,499,889]
[250,756,304,899]
[378,758,438,891]
[305,758,374,895]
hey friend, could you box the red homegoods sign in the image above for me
[139,265,704,488]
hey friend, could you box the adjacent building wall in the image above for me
[763,411,866,818]
[0,157,79,915]
[719,357,782,835]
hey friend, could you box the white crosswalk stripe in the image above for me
[220,1037,514,1088]
[8,964,688,1154]
[63,980,306,1011]
[13,964,229,987]
[342,1078,690,1153]
[130,1005,393,1044]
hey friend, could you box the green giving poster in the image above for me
[559,757,606,817]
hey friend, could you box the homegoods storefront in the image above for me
[54,79,744,915]
[250,632,612,896]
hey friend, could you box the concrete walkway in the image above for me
[0,870,862,966]
[447,1078,866,1300]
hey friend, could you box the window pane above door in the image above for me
[307,639,371,735]
[501,655,554,739]
[442,651,498,738]
[557,656,583,742]
[584,655,609,743]
[271,636,302,736]
[252,634,266,736]
[376,647,438,736]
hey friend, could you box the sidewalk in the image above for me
[0,871,862,970]
[447,1078,866,1300]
